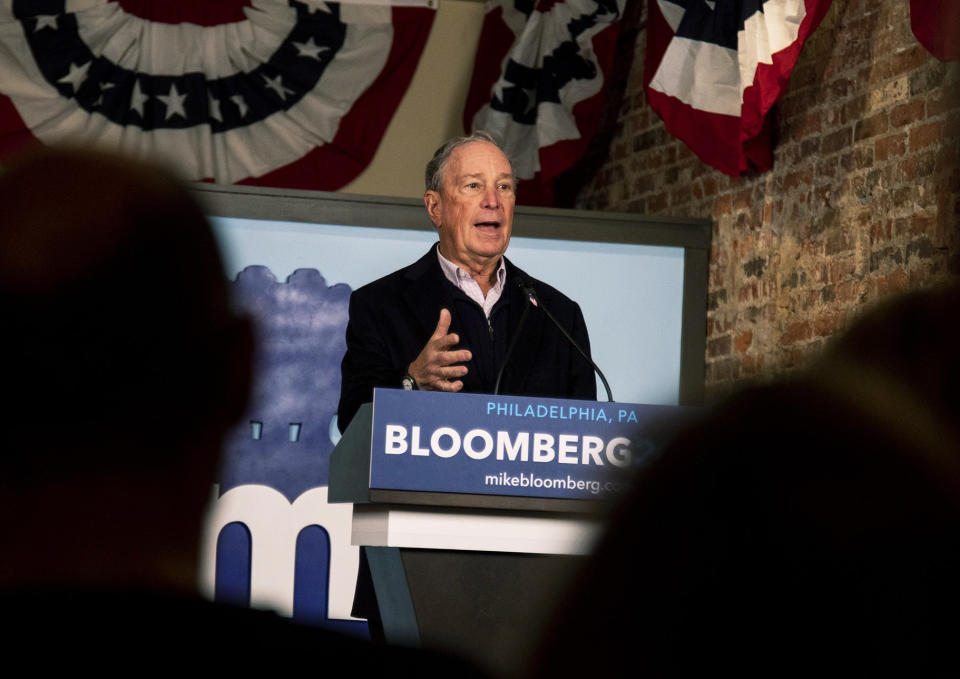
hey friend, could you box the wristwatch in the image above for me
[402,373,418,391]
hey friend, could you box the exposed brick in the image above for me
[835,280,862,304]
[821,127,853,154]
[810,208,838,236]
[792,110,823,138]
[706,358,739,382]
[633,174,658,195]
[927,89,950,117]
[741,354,764,375]
[743,257,767,278]
[905,237,938,264]
[816,157,839,179]
[813,310,843,337]
[732,330,752,354]
[828,77,854,99]
[781,321,812,346]
[869,246,903,271]
[901,151,937,179]
[734,188,755,210]
[800,138,821,160]
[840,146,874,172]
[890,45,933,76]
[869,77,908,110]
[909,120,945,151]
[647,191,668,211]
[707,288,727,311]
[870,269,909,298]
[828,258,856,284]
[782,168,813,191]
[671,185,692,206]
[875,133,907,161]
[633,128,669,152]
[890,100,924,127]
[854,111,888,141]
[574,0,959,397]
[712,194,732,216]
[707,334,733,358]
[909,61,948,96]
[825,232,851,255]
[781,269,807,289]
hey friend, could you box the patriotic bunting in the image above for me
[464,0,626,206]
[910,0,960,62]
[0,0,434,189]
[645,0,832,176]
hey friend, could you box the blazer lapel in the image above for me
[402,246,447,340]
[402,245,484,392]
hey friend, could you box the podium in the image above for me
[329,389,674,677]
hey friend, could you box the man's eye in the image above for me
[466,182,480,189]
[498,183,514,191]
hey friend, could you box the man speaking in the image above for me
[337,132,597,433]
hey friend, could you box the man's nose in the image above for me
[482,185,500,209]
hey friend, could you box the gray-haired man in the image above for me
[337,132,597,433]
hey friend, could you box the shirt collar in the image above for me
[436,246,507,291]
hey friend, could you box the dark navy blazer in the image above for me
[337,244,597,432]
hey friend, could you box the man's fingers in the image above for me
[432,332,460,350]
[435,379,463,392]
[439,349,472,365]
[438,365,468,379]
[432,308,452,339]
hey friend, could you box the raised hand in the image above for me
[407,308,471,391]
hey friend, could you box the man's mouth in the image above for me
[474,221,501,228]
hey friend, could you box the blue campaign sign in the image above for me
[369,389,680,500]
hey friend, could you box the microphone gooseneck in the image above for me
[498,277,615,402]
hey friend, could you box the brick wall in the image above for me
[579,0,960,400]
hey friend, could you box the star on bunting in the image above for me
[262,74,295,101]
[157,83,188,120]
[57,61,91,93]
[230,94,249,118]
[34,14,58,31]
[130,79,148,117]
[208,93,223,122]
[293,37,328,60]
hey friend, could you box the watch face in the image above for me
[402,375,416,390]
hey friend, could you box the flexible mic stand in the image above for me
[495,278,615,402]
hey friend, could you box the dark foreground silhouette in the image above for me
[0,146,483,675]
[529,284,960,677]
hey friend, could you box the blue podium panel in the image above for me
[369,389,677,501]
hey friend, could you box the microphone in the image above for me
[497,277,615,402]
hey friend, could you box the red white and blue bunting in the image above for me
[645,0,832,176]
[463,0,626,206]
[910,0,960,62]
[0,0,434,189]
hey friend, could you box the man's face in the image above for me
[425,141,515,273]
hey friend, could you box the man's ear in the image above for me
[424,190,442,227]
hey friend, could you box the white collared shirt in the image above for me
[437,247,507,319]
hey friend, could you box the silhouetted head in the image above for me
[0,146,252,484]
[530,283,960,676]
